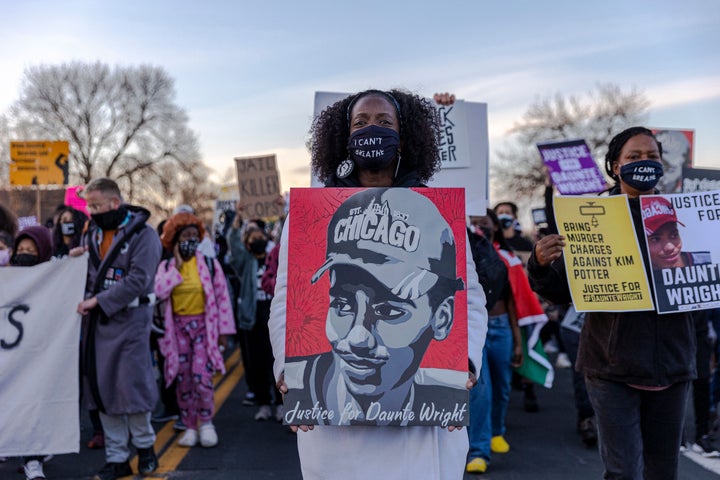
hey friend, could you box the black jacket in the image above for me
[527,191,696,386]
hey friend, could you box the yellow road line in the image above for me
[126,348,244,478]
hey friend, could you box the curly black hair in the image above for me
[604,126,663,181]
[310,89,441,183]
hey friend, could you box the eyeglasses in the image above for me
[86,200,111,213]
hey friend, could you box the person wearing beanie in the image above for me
[155,212,235,448]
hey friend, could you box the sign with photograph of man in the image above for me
[640,191,720,313]
[650,128,694,194]
[283,187,469,427]
[554,195,654,312]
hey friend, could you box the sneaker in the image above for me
[152,409,179,423]
[242,391,257,406]
[692,435,720,457]
[199,423,218,448]
[543,339,559,354]
[254,405,273,421]
[173,419,187,431]
[178,429,198,447]
[93,461,133,480]
[680,440,689,453]
[137,446,158,474]
[465,457,488,473]
[578,417,598,447]
[87,432,105,449]
[275,405,285,423]
[555,352,572,369]
[24,459,45,480]
[490,435,510,453]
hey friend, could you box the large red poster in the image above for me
[284,187,469,426]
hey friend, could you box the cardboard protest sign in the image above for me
[682,166,720,193]
[650,128,694,194]
[640,192,720,313]
[554,195,654,312]
[0,256,87,456]
[312,92,489,215]
[10,141,69,186]
[234,154,282,219]
[283,187,469,426]
[537,139,606,195]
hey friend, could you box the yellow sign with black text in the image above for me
[10,141,70,186]
[554,195,654,312]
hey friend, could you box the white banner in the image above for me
[0,256,87,456]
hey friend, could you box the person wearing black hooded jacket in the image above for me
[527,127,695,480]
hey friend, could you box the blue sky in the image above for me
[1,0,719,191]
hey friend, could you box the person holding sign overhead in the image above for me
[268,89,488,479]
[528,127,695,480]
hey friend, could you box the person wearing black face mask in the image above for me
[8,225,53,480]
[226,203,283,423]
[268,89,488,479]
[528,127,695,479]
[53,207,88,257]
[75,178,162,479]
[155,213,235,449]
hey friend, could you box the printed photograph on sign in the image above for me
[553,195,654,312]
[640,192,720,313]
[284,187,469,427]
[650,128,695,194]
[537,139,607,195]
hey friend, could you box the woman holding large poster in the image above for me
[268,89,488,479]
[528,127,695,479]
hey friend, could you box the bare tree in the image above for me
[6,61,216,216]
[492,83,650,202]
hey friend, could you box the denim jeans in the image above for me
[585,376,689,480]
[468,314,513,460]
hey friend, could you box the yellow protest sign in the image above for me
[554,195,654,312]
[10,141,69,186]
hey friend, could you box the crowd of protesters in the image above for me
[1,90,719,480]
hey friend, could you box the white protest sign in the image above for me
[312,91,489,215]
[0,256,87,456]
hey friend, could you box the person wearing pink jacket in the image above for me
[155,212,236,448]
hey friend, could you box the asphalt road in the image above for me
[2,348,719,479]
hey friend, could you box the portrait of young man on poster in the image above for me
[283,188,470,427]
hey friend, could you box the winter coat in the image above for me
[81,205,161,415]
[226,227,258,330]
[154,251,236,386]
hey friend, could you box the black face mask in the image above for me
[12,253,40,267]
[249,239,268,255]
[178,238,199,260]
[480,226,494,241]
[346,125,400,171]
[91,206,128,230]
